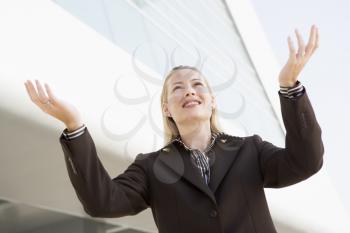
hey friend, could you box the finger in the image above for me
[24,81,31,97]
[305,25,317,56]
[35,79,50,102]
[287,36,297,61]
[295,29,306,59]
[315,27,319,49]
[44,83,58,104]
[25,80,41,103]
[309,26,320,57]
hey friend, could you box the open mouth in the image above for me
[183,100,201,108]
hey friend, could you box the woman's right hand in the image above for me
[24,79,84,131]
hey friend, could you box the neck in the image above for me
[177,120,212,153]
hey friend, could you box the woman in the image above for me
[24,25,323,233]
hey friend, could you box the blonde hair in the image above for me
[160,65,223,145]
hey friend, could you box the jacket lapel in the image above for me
[208,136,245,193]
[159,142,216,204]
[158,134,245,204]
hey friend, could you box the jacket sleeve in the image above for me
[254,87,324,188]
[59,127,150,217]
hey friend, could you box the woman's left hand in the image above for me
[278,25,319,87]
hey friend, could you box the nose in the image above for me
[184,85,196,97]
[185,91,195,97]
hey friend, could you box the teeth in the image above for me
[184,101,200,108]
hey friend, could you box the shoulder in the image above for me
[219,132,261,149]
[217,131,251,143]
[137,132,253,159]
[134,150,158,162]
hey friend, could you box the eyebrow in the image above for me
[171,78,202,86]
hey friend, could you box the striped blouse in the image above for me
[172,132,223,185]
[62,82,305,185]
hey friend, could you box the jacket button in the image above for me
[210,210,217,218]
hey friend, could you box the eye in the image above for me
[172,86,181,91]
[194,82,203,86]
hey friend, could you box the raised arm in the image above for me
[59,127,150,217]
[24,79,150,217]
[256,88,324,188]
[256,25,323,188]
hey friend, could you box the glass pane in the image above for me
[53,0,285,146]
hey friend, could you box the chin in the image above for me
[180,112,209,123]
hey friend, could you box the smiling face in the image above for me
[162,68,216,126]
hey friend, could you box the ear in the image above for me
[162,102,172,117]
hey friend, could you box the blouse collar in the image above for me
[170,131,225,154]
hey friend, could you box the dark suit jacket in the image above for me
[59,89,324,233]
